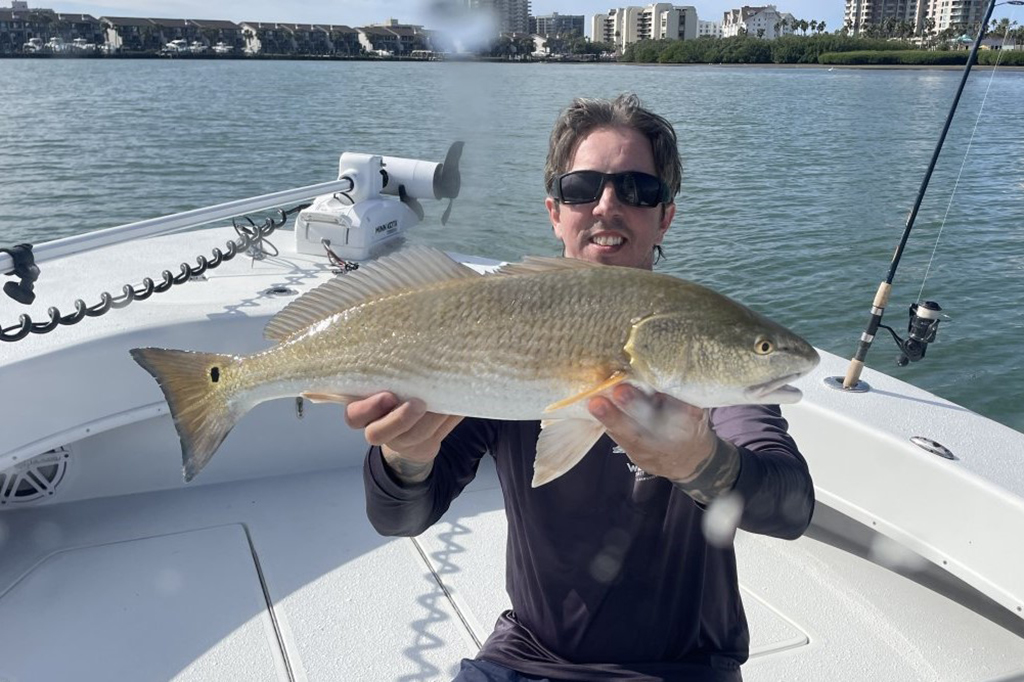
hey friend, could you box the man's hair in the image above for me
[544,93,682,203]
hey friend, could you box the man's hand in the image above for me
[587,384,740,504]
[345,392,463,484]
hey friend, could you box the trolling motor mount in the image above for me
[882,300,943,367]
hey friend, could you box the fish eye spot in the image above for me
[754,338,774,355]
[210,367,220,383]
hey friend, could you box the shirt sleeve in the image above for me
[711,405,815,540]
[362,417,497,537]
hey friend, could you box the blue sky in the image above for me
[48,1,1022,33]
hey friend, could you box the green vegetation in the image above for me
[623,35,915,65]
[978,49,1024,66]
[818,49,1024,66]
[623,34,1024,67]
[818,50,968,65]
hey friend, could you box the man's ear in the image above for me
[658,202,676,242]
[546,196,562,239]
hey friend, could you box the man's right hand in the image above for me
[345,392,463,484]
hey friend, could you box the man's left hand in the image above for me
[587,384,740,502]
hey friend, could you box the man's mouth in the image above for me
[591,233,625,247]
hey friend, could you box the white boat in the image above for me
[1,144,1022,682]
[71,38,96,52]
[212,41,234,55]
[22,37,43,53]
[164,39,189,54]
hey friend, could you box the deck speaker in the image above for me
[0,447,70,506]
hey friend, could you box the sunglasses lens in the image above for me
[559,171,603,204]
[557,171,666,207]
[619,172,664,207]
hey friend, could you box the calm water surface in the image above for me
[1,59,1022,431]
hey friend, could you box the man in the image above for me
[348,94,814,681]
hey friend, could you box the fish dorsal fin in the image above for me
[264,246,480,342]
[492,255,602,277]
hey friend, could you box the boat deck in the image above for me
[2,456,1023,681]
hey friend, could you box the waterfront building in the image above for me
[101,17,163,52]
[55,13,104,47]
[592,4,698,53]
[697,19,722,38]
[843,0,918,35]
[844,0,986,36]
[0,3,55,53]
[356,25,396,55]
[278,24,331,56]
[531,12,585,37]
[148,18,195,46]
[913,0,985,33]
[721,5,796,39]
[320,25,362,56]
[466,0,532,35]
[240,22,296,55]
[188,19,244,51]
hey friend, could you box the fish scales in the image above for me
[244,267,674,419]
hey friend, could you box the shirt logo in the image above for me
[612,444,655,482]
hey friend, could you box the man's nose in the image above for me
[593,179,621,214]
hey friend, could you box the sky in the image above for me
[42,0,1024,35]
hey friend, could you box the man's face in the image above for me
[546,126,675,270]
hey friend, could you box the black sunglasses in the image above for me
[552,170,671,208]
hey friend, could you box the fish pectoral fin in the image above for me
[532,419,606,487]
[300,392,360,405]
[543,371,629,413]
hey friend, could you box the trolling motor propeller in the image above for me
[438,141,463,225]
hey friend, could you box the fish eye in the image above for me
[754,337,774,355]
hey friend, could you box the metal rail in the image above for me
[0,178,354,275]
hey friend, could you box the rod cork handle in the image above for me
[843,282,892,389]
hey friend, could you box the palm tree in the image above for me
[809,20,818,34]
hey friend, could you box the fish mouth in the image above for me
[746,374,804,404]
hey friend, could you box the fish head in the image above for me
[624,304,819,407]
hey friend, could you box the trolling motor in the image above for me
[880,301,943,367]
[294,142,463,261]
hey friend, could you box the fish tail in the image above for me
[130,347,244,482]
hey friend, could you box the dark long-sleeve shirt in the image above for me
[363,405,814,681]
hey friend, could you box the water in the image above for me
[1,59,1022,432]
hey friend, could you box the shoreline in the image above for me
[2,54,1022,71]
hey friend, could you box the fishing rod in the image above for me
[841,0,1022,389]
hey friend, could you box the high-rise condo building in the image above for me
[592,4,698,53]
[844,0,986,34]
[468,0,532,34]
[531,12,585,37]
[721,5,796,38]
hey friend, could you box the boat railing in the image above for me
[0,179,355,274]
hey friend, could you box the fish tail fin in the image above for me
[130,347,244,482]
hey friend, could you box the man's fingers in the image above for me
[345,392,399,430]
[384,408,457,450]
[364,398,428,446]
[588,396,644,445]
[431,414,465,444]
